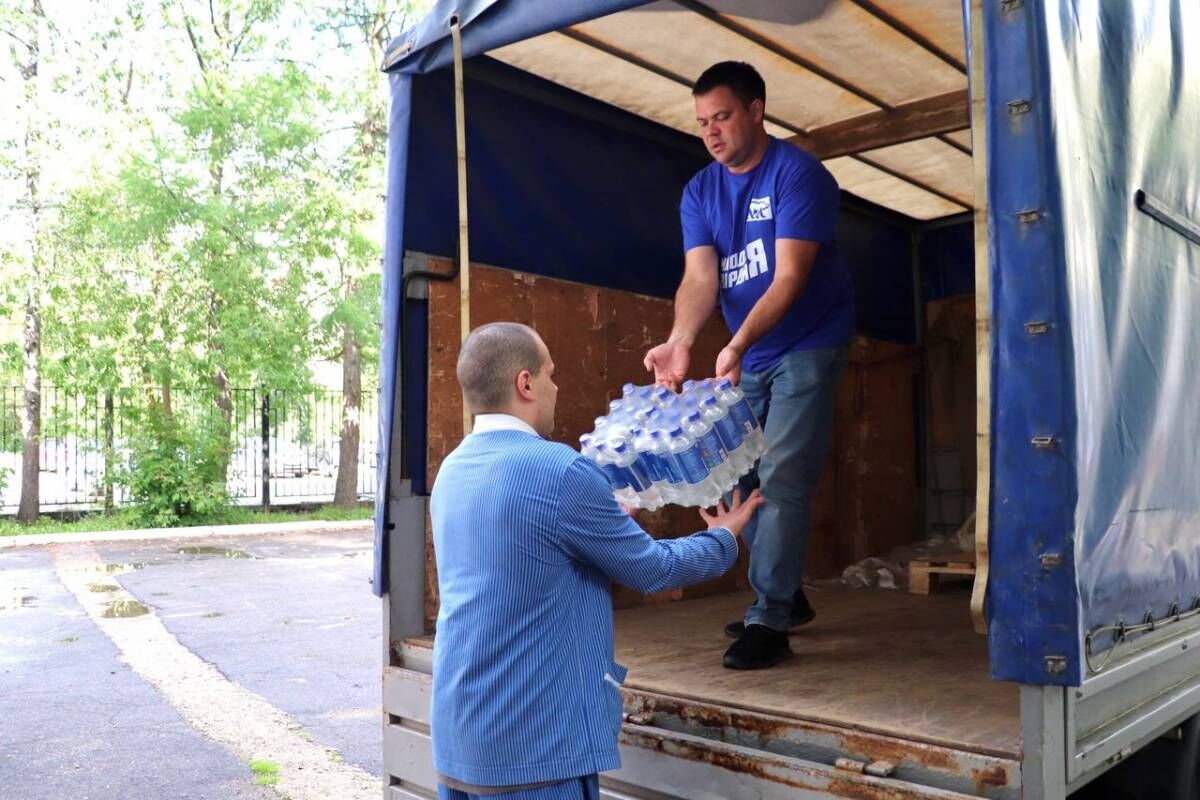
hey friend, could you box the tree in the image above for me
[52,0,342,519]
[316,0,416,506]
[2,0,143,520]
[3,0,49,523]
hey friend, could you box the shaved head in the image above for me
[456,322,546,414]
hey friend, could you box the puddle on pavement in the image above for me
[87,582,120,593]
[104,562,146,573]
[0,594,36,611]
[177,546,257,560]
[102,599,150,618]
[61,562,146,577]
[202,611,224,618]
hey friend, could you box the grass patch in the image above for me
[249,759,280,786]
[0,503,372,538]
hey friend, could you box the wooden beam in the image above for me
[791,89,970,160]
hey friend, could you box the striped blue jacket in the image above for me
[429,426,738,787]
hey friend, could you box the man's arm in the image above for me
[557,458,738,595]
[715,238,820,382]
[644,246,719,388]
[671,246,720,345]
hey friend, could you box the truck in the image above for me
[371,1,1200,797]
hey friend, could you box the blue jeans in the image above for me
[737,346,846,631]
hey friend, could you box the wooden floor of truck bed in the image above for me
[613,586,1021,759]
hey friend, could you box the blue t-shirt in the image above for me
[680,137,854,373]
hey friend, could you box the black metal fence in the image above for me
[0,385,378,513]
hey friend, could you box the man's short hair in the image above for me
[693,61,765,108]
[456,322,544,413]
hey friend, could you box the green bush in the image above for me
[117,408,228,527]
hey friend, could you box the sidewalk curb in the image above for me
[0,519,373,549]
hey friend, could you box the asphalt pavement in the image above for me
[0,525,380,800]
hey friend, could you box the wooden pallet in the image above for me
[909,551,977,595]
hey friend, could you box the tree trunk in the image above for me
[212,367,234,482]
[334,323,361,507]
[17,290,40,524]
[16,1,44,524]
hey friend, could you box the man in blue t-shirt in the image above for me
[644,61,853,670]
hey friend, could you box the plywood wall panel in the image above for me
[422,261,920,628]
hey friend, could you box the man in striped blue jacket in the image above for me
[431,322,762,800]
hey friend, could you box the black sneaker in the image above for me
[724,587,816,639]
[723,624,792,670]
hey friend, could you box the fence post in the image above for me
[103,390,114,511]
[261,389,271,508]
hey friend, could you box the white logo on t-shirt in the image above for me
[720,238,769,289]
[747,196,773,222]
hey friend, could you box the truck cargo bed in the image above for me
[614,587,1018,759]
[389,587,1021,799]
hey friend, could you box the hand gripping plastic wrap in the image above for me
[580,380,765,509]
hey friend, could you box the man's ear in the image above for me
[515,369,535,401]
[750,98,764,124]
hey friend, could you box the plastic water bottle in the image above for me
[665,424,718,506]
[682,410,735,501]
[715,378,765,460]
[700,394,750,474]
[593,443,637,506]
[651,386,675,410]
[610,439,659,509]
[630,427,667,510]
[579,433,597,460]
[646,429,681,505]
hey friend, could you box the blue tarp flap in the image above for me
[982,0,1081,685]
[373,71,412,596]
[1045,4,1200,671]
[985,0,1200,685]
